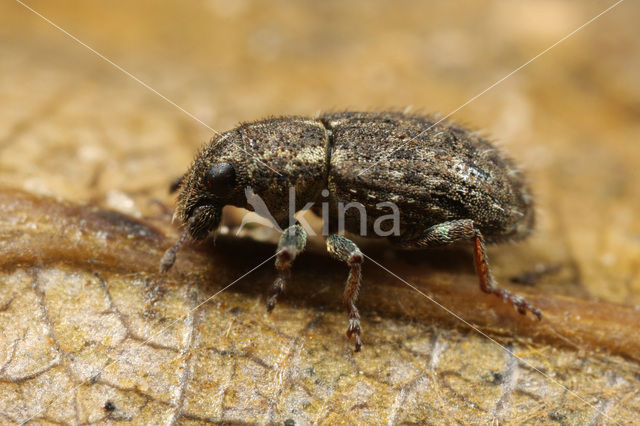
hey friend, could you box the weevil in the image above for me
[160,111,540,351]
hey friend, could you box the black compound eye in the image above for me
[205,162,236,196]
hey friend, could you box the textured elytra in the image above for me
[322,111,533,242]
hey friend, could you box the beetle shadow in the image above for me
[195,233,477,315]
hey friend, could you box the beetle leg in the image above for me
[159,205,221,273]
[267,224,307,312]
[159,227,189,273]
[326,234,364,351]
[396,219,541,320]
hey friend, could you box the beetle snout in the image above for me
[184,202,222,241]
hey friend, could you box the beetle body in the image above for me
[323,111,534,242]
[162,111,540,351]
[174,111,533,242]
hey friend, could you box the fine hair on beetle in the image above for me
[161,111,540,352]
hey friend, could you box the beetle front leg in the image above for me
[396,219,541,320]
[159,205,221,273]
[267,224,307,312]
[159,227,189,273]
[326,234,364,351]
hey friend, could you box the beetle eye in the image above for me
[205,162,236,196]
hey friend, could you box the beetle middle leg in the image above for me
[267,224,307,312]
[326,234,364,351]
[396,219,541,320]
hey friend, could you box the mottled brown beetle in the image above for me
[160,111,540,351]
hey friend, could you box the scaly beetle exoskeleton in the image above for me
[160,111,540,351]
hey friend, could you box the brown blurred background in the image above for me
[1,0,639,423]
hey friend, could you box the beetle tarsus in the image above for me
[346,312,362,352]
[267,276,286,312]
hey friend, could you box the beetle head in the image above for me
[174,156,242,241]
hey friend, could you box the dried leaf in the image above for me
[1,189,639,423]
